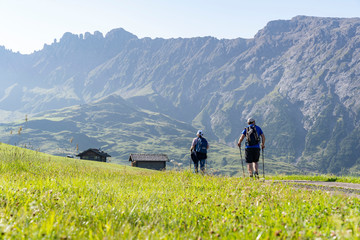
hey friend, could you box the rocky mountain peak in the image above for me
[105,28,138,41]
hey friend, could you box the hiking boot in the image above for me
[254,171,259,179]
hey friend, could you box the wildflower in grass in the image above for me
[18,126,23,135]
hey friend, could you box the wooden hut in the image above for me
[76,148,111,162]
[129,154,169,170]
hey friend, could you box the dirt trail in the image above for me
[272,180,360,197]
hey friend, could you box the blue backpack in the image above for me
[195,137,208,153]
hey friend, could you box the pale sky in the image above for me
[0,0,359,54]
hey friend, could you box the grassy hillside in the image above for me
[0,95,305,176]
[0,95,197,164]
[1,143,359,239]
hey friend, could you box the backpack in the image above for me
[245,125,260,146]
[195,137,208,153]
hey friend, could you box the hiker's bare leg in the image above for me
[247,163,253,176]
[253,162,259,178]
[253,162,259,173]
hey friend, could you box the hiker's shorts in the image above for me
[245,148,260,163]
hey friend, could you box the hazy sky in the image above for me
[0,0,359,54]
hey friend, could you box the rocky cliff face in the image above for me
[1,16,359,173]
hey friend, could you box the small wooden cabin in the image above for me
[76,149,111,162]
[129,154,169,170]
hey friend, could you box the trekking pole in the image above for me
[262,148,265,180]
[189,152,192,172]
[239,147,245,178]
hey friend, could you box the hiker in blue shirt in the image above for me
[237,118,265,178]
[190,130,209,173]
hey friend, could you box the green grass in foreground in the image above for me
[0,143,359,239]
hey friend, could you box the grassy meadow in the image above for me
[0,142,359,239]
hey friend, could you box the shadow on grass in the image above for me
[326,177,338,182]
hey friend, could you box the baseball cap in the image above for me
[197,130,203,136]
[247,118,255,124]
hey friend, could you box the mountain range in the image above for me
[1,15,360,174]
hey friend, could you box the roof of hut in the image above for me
[128,154,169,162]
[77,148,111,157]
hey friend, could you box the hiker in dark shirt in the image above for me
[190,130,209,173]
[237,118,265,178]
